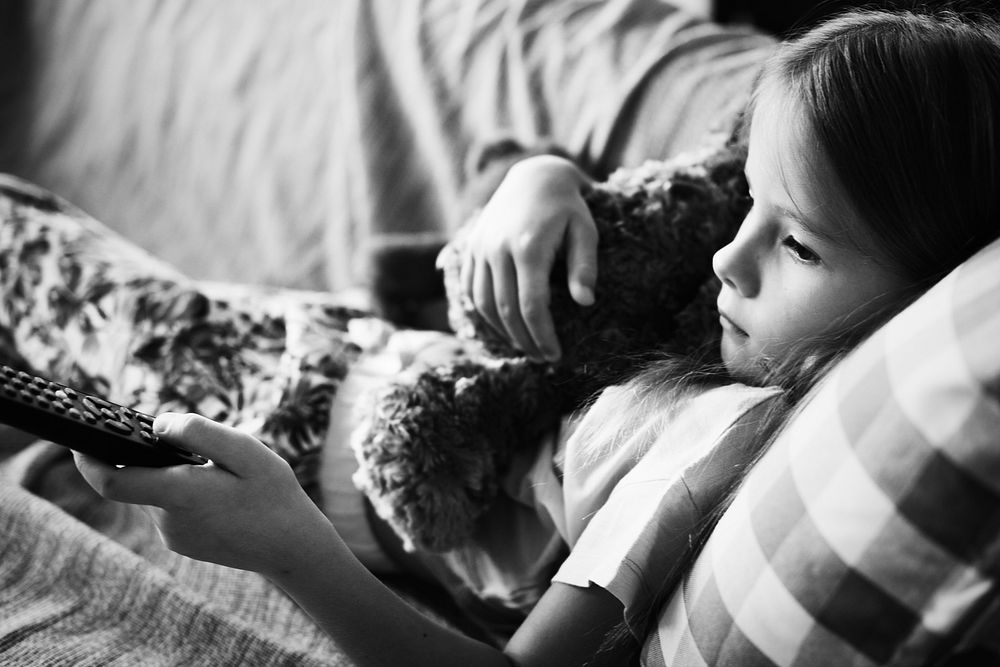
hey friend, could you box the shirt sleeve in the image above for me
[551,383,781,635]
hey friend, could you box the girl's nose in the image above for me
[712,221,761,298]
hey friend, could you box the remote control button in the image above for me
[1,366,15,377]
[31,377,48,389]
[139,429,156,442]
[99,407,119,421]
[52,402,66,414]
[68,407,83,420]
[62,387,78,400]
[10,378,24,390]
[27,384,42,395]
[103,419,133,435]
[3,386,16,396]
[84,395,113,410]
[19,390,33,404]
[82,411,98,424]
[35,396,50,409]
[17,371,32,382]
[43,389,58,401]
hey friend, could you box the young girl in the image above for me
[74,8,1000,666]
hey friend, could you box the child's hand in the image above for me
[74,412,331,577]
[455,155,598,361]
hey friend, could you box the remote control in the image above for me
[0,364,207,467]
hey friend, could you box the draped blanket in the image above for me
[0,468,348,667]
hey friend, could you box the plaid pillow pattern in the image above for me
[645,236,1000,666]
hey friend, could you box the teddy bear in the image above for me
[351,131,751,553]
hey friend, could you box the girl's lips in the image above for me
[719,312,748,337]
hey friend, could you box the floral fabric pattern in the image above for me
[0,174,373,493]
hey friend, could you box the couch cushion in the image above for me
[645,236,1000,666]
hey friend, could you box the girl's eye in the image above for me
[782,236,820,263]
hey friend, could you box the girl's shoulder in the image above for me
[567,381,781,465]
[557,382,781,540]
[552,382,781,631]
[668,382,783,434]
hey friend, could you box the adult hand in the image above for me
[456,155,598,361]
[74,413,330,577]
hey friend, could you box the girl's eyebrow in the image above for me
[778,202,851,249]
[745,164,849,249]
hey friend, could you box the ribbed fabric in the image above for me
[0,475,348,666]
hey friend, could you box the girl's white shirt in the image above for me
[452,380,780,619]
[522,381,778,629]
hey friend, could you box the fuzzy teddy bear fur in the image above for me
[352,135,750,553]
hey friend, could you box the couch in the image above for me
[1,1,998,665]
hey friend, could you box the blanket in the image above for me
[0,449,348,666]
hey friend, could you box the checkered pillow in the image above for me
[646,236,1000,666]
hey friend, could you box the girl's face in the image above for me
[713,98,910,383]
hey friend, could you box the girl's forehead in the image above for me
[746,91,876,255]
[747,97,835,219]
[747,91,815,179]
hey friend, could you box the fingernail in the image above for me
[152,414,170,434]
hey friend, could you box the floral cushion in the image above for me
[0,174,373,493]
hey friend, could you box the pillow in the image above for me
[646,236,1000,666]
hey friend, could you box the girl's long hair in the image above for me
[591,6,1000,662]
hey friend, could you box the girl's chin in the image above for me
[720,337,766,384]
[720,330,746,363]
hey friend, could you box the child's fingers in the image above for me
[491,255,546,359]
[73,451,195,507]
[471,256,505,340]
[512,259,559,362]
[153,413,274,477]
[459,247,476,309]
[565,208,598,307]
